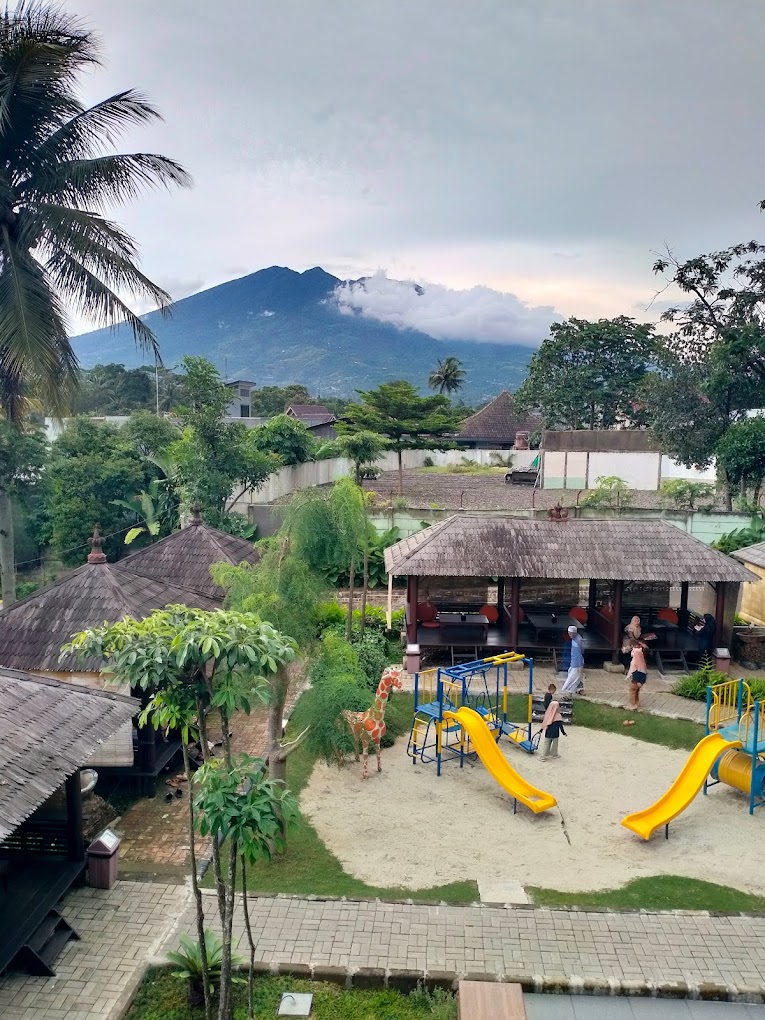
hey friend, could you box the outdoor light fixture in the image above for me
[277,991,313,1016]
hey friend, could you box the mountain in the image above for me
[72,266,537,402]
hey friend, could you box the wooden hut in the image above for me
[0,670,134,976]
[384,513,755,669]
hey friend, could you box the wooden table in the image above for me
[524,612,582,640]
[438,612,489,642]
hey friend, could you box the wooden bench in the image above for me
[458,980,526,1019]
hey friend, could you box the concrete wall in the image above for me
[737,562,765,625]
[541,448,716,490]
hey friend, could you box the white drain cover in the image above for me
[278,991,313,1016]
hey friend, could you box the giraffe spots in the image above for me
[364,717,376,732]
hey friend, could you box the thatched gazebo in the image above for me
[384,513,755,670]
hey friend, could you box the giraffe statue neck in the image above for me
[368,675,394,721]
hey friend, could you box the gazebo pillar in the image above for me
[406,575,418,643]
[714,581,725,646]
[497,577,505,616]
[679,582,689,630]
[611,580,624,663]
[509,577,520,649]
[65,770,84,863]
[588,579,597,611]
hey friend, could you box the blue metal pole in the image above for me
[436,674,442,777]
[527,656,534,743]
[414,670,419,711]
[703,683,712,796]
[750,700,759,816]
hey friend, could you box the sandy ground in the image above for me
[301,727,765,896]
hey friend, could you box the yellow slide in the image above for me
[443,707,557,814]
[622,732,741,840]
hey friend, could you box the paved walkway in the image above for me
[163,893,765,1000]
[0,880,189,1020]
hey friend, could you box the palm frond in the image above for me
[25,152,192,208]
[45,249,162,358]
[34,203,140,261]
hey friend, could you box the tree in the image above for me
[248,384,311,417]
[514,317,657,429]
[36,416,146,564]
[171,357,277,520]
[428,356,466,395]
[65,607,298,1020]
[334,430,389,485]
[0,419,46,604]
[112,475,178,545]
[716,417,765,504]
[252,414,315,465]
[580,475,632,508]
[0,3,190,421]
[659,479,716,512]
[338,380,460,493]
[119,408,180,458]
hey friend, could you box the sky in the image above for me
[68,0,765,343]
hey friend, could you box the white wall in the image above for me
[541,448,718,491]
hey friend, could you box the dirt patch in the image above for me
[301,726,765,896]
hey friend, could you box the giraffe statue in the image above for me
[342,665,404,779]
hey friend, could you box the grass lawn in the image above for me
[126,968,457,1020]
[528,875,765,913]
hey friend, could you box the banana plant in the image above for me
[112,477,178,545]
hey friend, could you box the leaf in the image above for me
[124,526,145,545]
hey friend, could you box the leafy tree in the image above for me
[0,419,47,604]
[659,479,716,512]
[428,356,466,395]
[171,357,277,520]
[119,409,180,458]
[338,380,459,493]
[64,607,298,1020]
[580,475,632,508]
[252,414,315,465]
[112,476,178,545]
[514,317,657,429]
[248,384,312,417]
[716,417,765,504]
[72,364,153,414]
[713,513,765,554]
[36,416,146,564]
[334,430,389,485]
[0,3,189,421]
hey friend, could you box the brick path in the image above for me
[0,880,190,1020]
[161,893,765,1000]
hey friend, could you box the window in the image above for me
[240,404,250,417]
[239,387,250,398]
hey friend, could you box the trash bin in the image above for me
[87,828,121,889]
[713,647,731,675]
[405,642,420,673]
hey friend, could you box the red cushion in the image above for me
[422,620,440,629]
[657,608,679,624]
[570,606,588,625]
[480,604,499,623]
[417,602,437,623]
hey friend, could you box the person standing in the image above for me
[539,699,566,760]
[561,625,585,693]
[627,638,648,709]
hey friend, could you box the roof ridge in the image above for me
[0,667,136,705]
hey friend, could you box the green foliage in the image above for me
[113,476,178,545]
[530,876,765,913]
[166,929,238,988]
[422,456,435,467]
[428,355,466,395]
[127,968,460,1020]
[170,357,278,518]
[252,414,316,465]
[212,539,325,647]
[713,512,765,554]
[673,665,765,703]
[0,420,47,498]
[316,601,347,632]
[212,510,256,539]
[353,631,389,688]
[514,316,657,429]
[37,416,147,563]
[580,475,632,507]
[716,417,765,499]
[333,429,389,484]
[659,479,716,511]
[194,754,297,864]
[120,410,181,458]
[15,580,38,600]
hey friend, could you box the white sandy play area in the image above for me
[301,725,765,897]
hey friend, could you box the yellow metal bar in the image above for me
[711,679,751,730]
[483,651,524,664]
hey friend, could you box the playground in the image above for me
[301,660,765,899]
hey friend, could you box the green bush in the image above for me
[316,600,347,632]
[673,663,765,703]
[422,456,435,467]
[355,631,388,687]
[15,580,39,600]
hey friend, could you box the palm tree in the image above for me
[0,2,190,604]
[428,356,466,395]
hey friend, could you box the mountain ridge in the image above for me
[72,266,537,401]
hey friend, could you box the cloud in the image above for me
[331,271,560,345]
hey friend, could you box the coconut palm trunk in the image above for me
[0,489,14,606]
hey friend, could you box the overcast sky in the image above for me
[69,0,765,341]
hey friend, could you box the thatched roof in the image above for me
[0,670,135,842]
[121,507,260,598]
[457,391,541,444]
[0,560,219,673]
[384,514,756,583]
[732,541,765,570]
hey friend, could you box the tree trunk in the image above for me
[241,853,256,1020]
[345,552,355,641]
[182,741,213,1020]
[0,489,15,607]
[397,449,404,494]
[267,669,289,786]
[359,539,369,640]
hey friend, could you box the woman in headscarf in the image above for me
[694,613,717,657]
[539,699,567,761]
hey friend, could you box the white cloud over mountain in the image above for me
[332,271,559,345]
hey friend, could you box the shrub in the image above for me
[673,662,765,703]
[422,456,435,467]
[660,479,715,511]
[15,581,39,600]
[167,929,243,1007]
[316,601,347,633]
[355,631,388,687]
